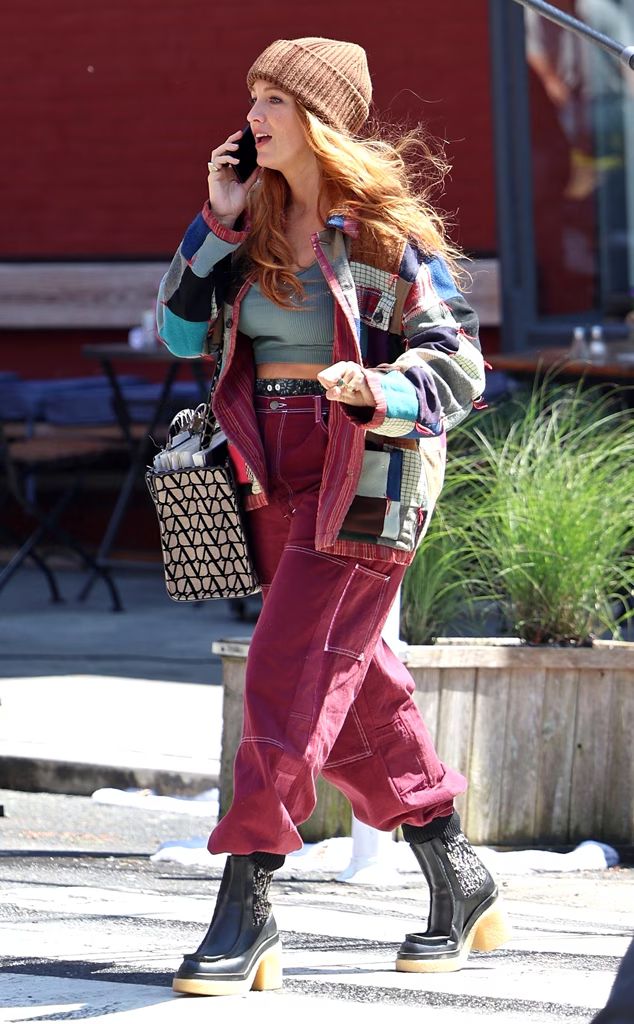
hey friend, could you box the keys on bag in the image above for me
[151,405,226,472]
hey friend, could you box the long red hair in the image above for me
[241,102,464,309]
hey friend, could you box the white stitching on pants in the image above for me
[273,409,297,509]
[274,410,285,480]
[285,545,348,566]
[351,704,371,752]
[326,706,373,767]
[325,751,373,767]
[324,564,389,660]
[240,736,285,750]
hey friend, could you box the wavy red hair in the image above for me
[240,102,464,309]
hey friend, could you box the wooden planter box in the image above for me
[212,637,634,846]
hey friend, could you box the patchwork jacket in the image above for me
[157,201,486,566]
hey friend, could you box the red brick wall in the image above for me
[2,5,498,550]
[3,0,496,258]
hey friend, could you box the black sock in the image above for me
[402,811,460,845]
[251,851,286,871]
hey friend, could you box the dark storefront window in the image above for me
[526,1,634,322]
[489,0,634,349]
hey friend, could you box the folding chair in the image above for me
[0,421,125,611]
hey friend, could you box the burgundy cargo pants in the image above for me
[208,394,466,857]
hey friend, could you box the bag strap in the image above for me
[199,337,223,448]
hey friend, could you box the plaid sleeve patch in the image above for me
[376,417,417,437]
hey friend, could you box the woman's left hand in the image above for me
[317,362,376,408]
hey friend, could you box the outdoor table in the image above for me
[488,345,634,383]
[80,342,214,595]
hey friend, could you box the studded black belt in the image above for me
[254,378,327,397]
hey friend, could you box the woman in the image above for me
[158,36,509,997]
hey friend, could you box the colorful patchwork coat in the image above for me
[157,202,486,566]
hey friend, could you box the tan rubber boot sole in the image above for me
[396,900,512,974]
[172,941,283,996]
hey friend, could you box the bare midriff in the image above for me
[256,361,330,380]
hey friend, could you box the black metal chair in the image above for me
[0,420,125,611]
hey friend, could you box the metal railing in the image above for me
[511,0,634,70]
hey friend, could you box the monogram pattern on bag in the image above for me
[146,466,260,601]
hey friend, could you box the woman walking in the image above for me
[157,36,510,996]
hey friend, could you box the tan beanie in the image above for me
[246,37,372,134]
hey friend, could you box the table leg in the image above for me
[78,361,182,601]
[0,519,63,603]
[100,356,135,451]
[1,479,123,611]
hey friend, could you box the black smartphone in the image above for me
[234,125,258,183]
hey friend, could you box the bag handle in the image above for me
[198,247,240,448]
[199,314,227,449]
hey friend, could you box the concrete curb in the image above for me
[0,674,224,799]
[0,756,218,798]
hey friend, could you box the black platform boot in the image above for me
[396,812,511,973]
[173,853,284,996]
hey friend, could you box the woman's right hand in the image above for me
[207,130,259,227]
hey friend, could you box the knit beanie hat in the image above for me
[246,37,372,134]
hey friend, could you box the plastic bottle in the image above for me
[141,310,158,349]
[127,326,145,350]
[569,325,588,359]
[588,324,607,361]
[128,310,158,350]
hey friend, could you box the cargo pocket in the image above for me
[324,704,372,768]
[375,715,433,794]
[324,563,390,662]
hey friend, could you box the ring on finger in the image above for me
[208,160,221,173]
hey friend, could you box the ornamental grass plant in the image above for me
[400,461,479,645]
[402,381,634,645]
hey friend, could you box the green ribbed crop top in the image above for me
[239,263,334,366]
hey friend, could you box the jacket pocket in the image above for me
[355,280,397,331]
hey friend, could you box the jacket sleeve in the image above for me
[156,201,249,358]
[354,253,486,437]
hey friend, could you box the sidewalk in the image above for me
[0,564,256,683]
[0,565,254,793]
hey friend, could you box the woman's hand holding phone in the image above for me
[207,129,259,228]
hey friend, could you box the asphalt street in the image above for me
[0,567,257,684]
[2,789,633,1023]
